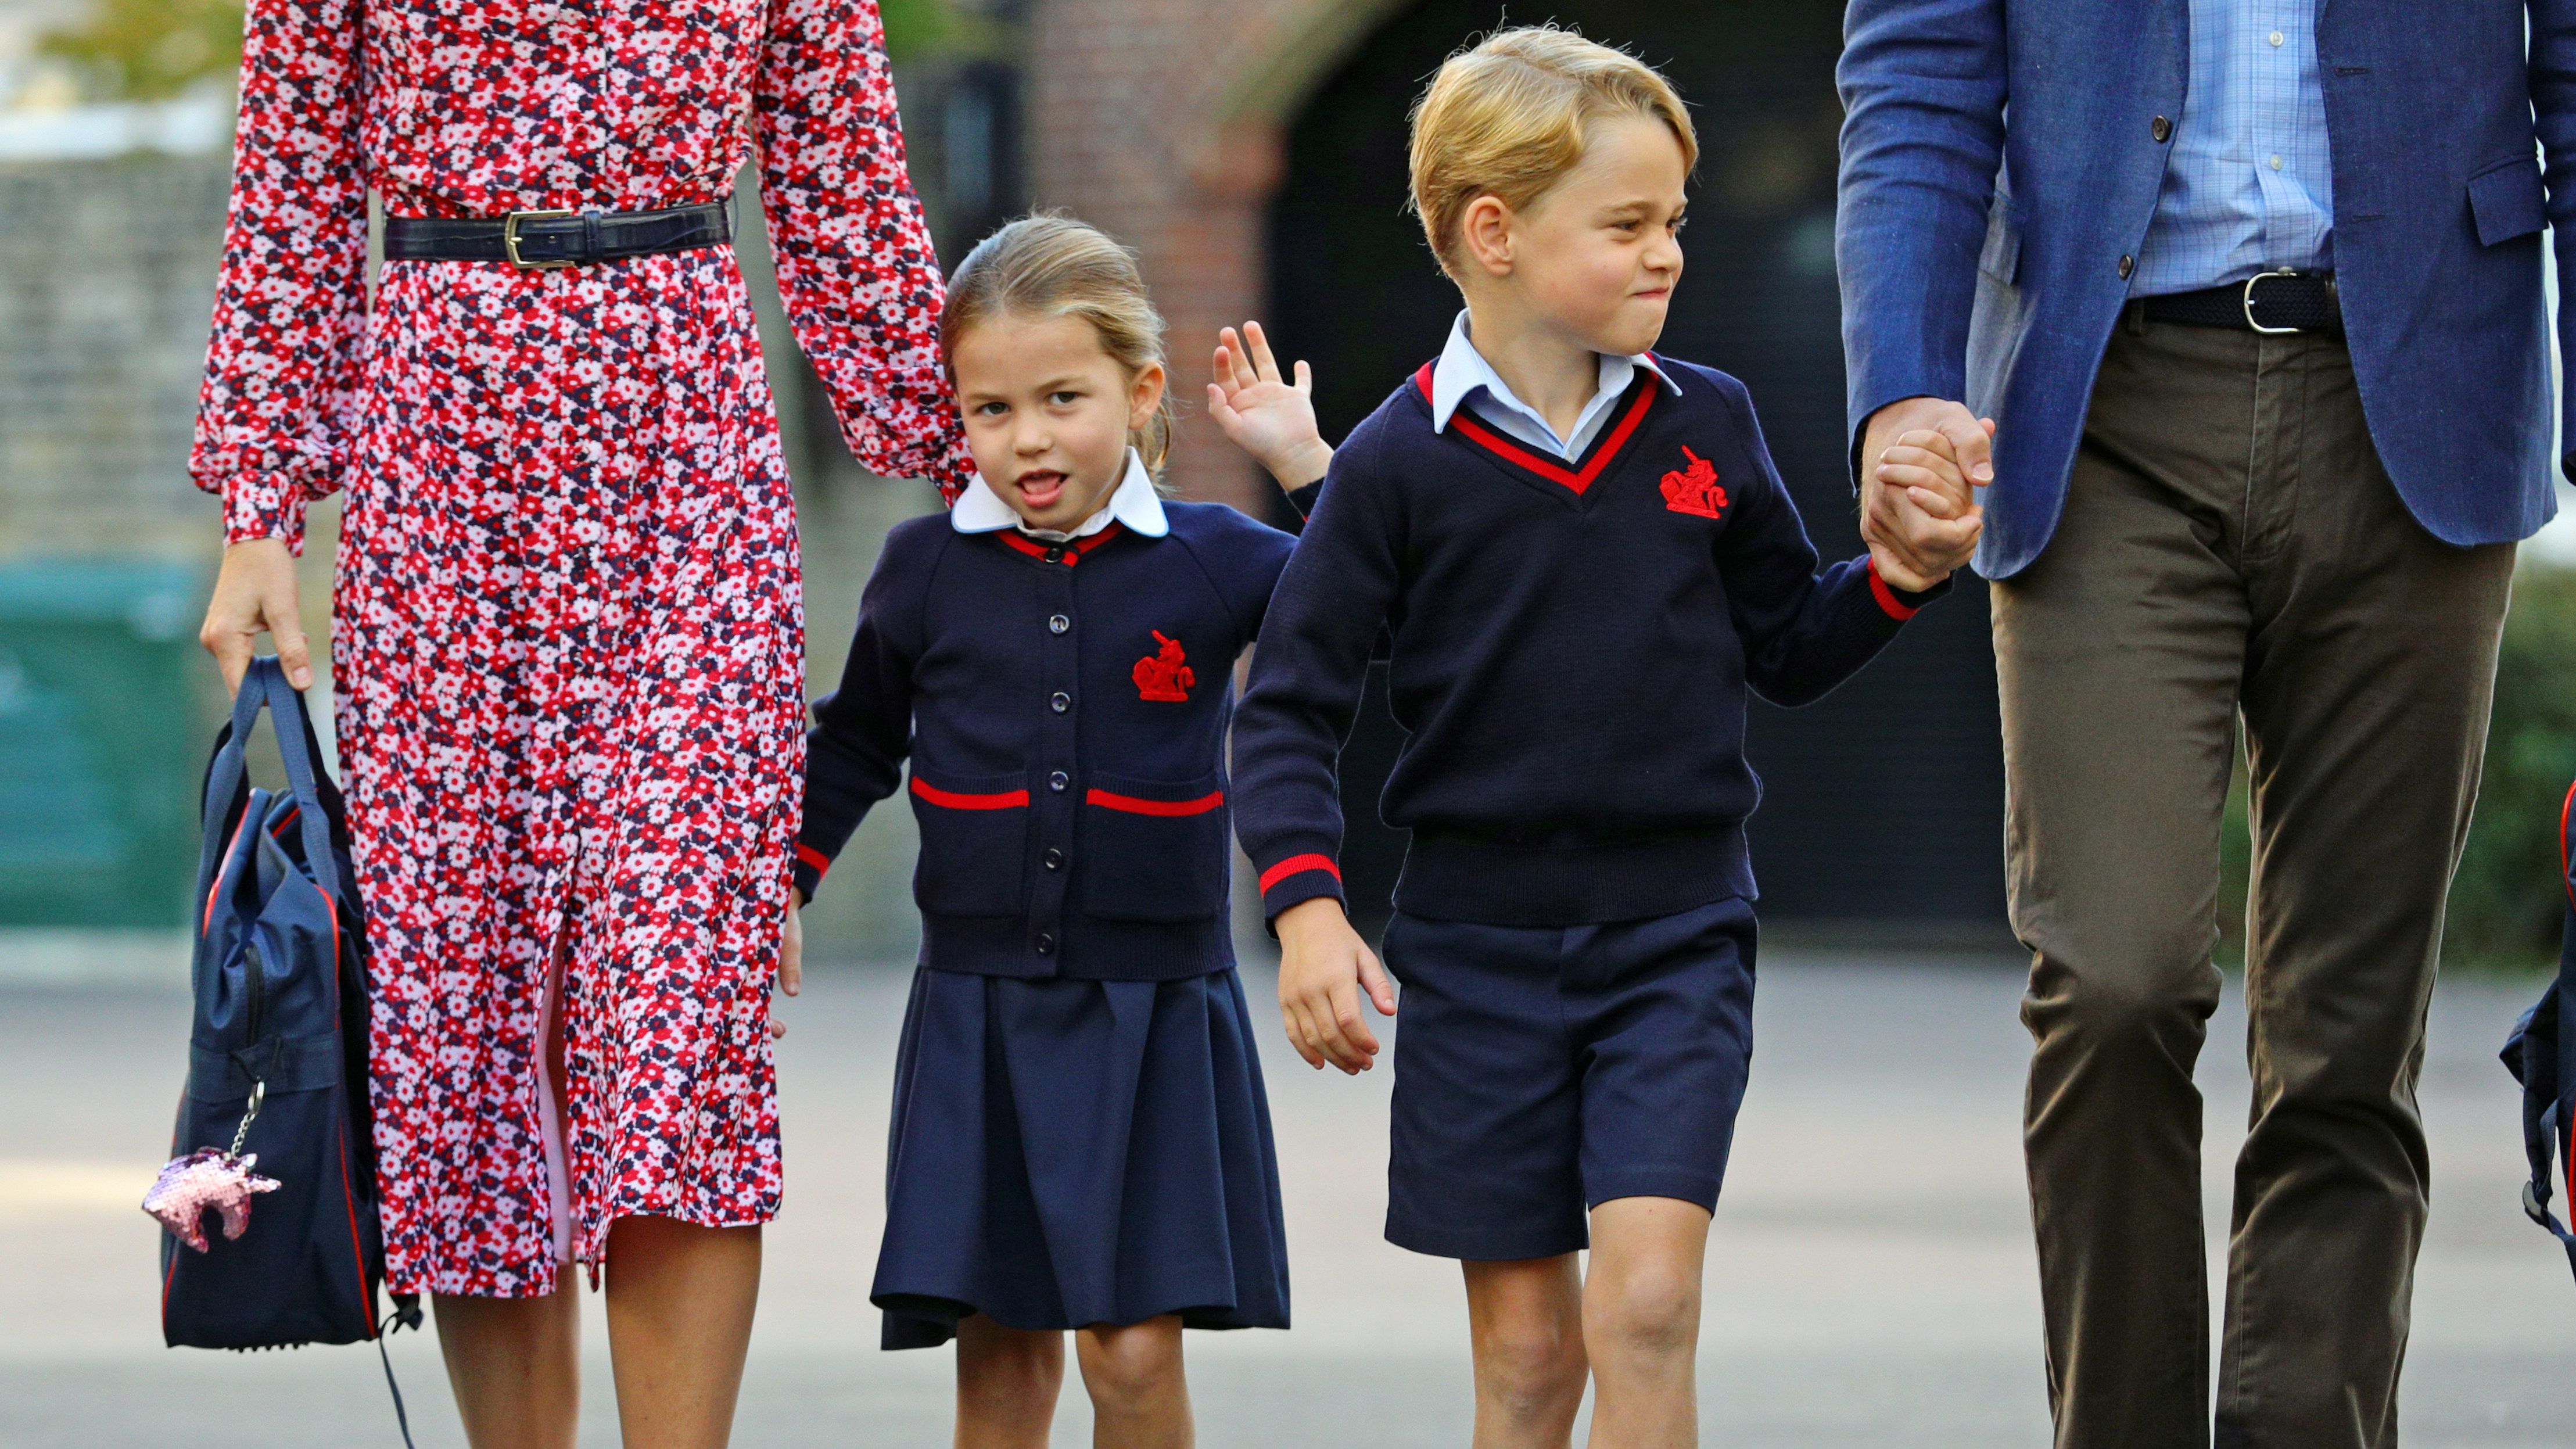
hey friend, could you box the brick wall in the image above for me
[1026,0,1397,515]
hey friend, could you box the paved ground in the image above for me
[3,952,2571,1447]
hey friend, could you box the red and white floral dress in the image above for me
[191,0,969,1297]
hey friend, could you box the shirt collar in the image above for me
[1426,310,1678,438]
[950,448,1169,540]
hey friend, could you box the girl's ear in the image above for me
[1127,360,1168,434]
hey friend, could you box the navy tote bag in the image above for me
[159,657,412,1351]
[2503,780,2576,1282]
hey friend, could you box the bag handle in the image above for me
[195,658,346,905]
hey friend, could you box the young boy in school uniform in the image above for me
[1229,26,1983,1447]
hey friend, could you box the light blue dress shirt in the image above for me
[2131,0,2335,296]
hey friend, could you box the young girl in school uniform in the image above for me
[783,214,1324,1448]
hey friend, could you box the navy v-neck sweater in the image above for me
[1231,356,1944,928]
[799,500,1296,980]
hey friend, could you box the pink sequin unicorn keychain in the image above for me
[143,1081,279,1253]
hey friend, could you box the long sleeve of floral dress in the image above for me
[188,0,370,554]
[756,0,974,499]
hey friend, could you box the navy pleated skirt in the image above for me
[871,965,1291,1348]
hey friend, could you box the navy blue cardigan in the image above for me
[1232,357,1944,928]
[799,500,1297,980]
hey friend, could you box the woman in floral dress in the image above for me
[193,0,966,1439]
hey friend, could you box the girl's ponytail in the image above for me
[941,214,1175,476]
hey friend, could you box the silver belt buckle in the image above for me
[2241,268,2304,335]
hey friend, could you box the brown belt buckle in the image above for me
[503,209,577,270]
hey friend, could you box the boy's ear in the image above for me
[1459,193,1516,278]
[1128,361,1168,431]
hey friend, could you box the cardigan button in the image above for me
[1050,691,1071,713]
[1048,614,1070,634]
[1043,848,1064,870]
[2150,114,2172,143]
[1049,771,1069,792]
[1035,932,1057,955]
[1043,546,1065,565]
[2117,253,2134,279]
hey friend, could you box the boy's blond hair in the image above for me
[1408,26,1697,281]
[942,213,1175,474]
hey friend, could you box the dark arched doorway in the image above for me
[1264,0,2008,939]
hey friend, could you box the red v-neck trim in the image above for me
[1411,360,1660,497]
[995,522,1125,564]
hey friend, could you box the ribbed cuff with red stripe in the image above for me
[1864,557,1950,622]
[791,842,833,903]
[1256,852,1345,922]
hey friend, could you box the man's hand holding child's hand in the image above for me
[1208,322,1334,492]
[1274,897,1396,1075]
[1863,400,1993,590]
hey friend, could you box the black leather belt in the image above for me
[383,200,732,269]
[2142,269,2341,335]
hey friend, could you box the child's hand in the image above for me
[1208,322,1334,492]
[1868,422,1990,590]
[772,894,804,1041]
[1273,897,1395,1074]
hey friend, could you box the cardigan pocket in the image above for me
[1078,769,1230,922]
[908,769,1031,917]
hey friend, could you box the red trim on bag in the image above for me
[910,776,1031,810]
[1867,558,1921,622]
[2560,781,2576,910]
[996,522,1125,566]
[795,842,832,879]
[1259,853,1341,894]
[202,810,254,932]
[1086,788,1225,816]
[315,882,374,1335]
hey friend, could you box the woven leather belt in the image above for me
[383,200,732,270]
[2142,269,2341,335]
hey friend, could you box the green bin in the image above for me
[0,561,207,927]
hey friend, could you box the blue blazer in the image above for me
[1836,0,2571,579]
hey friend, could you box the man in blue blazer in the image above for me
[1836,3,2569,1446]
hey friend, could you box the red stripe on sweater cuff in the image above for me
[795,842,832,878]
[1866,558,1922,622]
[1258,853,1341,894]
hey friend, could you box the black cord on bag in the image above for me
[377,1296,425,1449]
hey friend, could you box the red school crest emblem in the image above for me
[1660,446,1727,519]
[1132,630,1194,702]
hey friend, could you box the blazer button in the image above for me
[1043,848,1065,870]
[1035,932,1057,955]
[2151,114,2171,143]
[1049,614,1070,634]
[1043,546,1065,565]
[1050,691,1072,713]
[2117,254,2134,279]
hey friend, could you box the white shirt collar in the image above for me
[950,447,1169,540]
[1427,310,1679,460]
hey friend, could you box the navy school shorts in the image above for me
[1379,896,1757,1261]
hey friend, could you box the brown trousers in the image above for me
[1992,310,2516,1449]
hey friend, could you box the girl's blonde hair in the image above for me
[1408,26,1698,281]
[941,214,1175,474]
